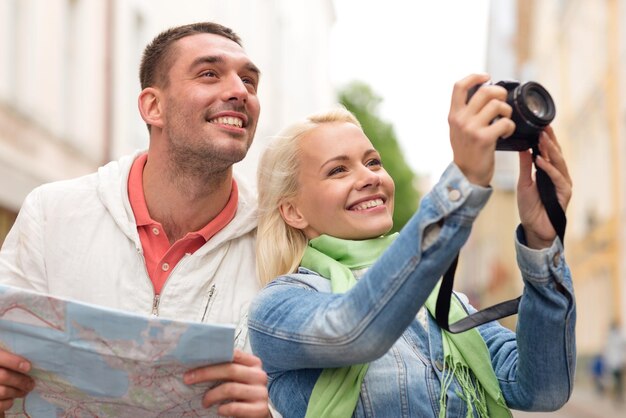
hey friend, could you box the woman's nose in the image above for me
[355,167,382,190]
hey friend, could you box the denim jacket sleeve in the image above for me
[477,226,576,411]
[248,163,493,373]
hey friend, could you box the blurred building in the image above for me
[0,0,336,244]
[459,0,626,356]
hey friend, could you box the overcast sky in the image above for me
[330,0,491,184]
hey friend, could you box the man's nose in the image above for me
[222,73,248,103]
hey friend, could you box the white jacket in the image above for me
[0,151,261,349]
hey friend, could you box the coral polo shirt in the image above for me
[127,153,238,295]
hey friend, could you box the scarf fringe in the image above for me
[438,357,490,418]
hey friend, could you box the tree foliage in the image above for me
[338,81,420,233]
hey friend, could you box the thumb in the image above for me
[518,150,534,188]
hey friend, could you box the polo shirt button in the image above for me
[448,189,461,202]
[152,227,160,235]
[161,262,170,271]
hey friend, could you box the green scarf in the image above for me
[302,234,511,418]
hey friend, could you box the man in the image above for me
[0,22,269,417]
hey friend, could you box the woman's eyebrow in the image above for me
[321,155,349,169]
[320,149,378,168]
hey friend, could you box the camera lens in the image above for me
[525,89,548,118]
[515,82,555,127]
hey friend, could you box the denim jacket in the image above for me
[249,163,576,418]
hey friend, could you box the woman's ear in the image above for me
[138,87,164,129]
[279,200,309,230]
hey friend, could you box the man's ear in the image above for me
[138,87,164,129]
[279,200,309,230]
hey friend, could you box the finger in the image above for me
[518,150,534,188]
[0,369,34,394]
[474,99,512,128]
[540,132,572,185]
[185,362,267,386]
[0,350,31,375]
[450,73,491,112]
[217,400,269,418]
[232,350,263,368]
[0,385,28,401]
[535,155,563,183]
[481,117,515,144]
[202,381,268,409]
[185,350,264,385]
[466,85,508,117]
[543,126,562,152]
[535,156,572,209]
[0,399,14,413]
[538,134,551,162]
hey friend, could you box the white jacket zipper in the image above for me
[151,293,160,316]
[201,284,217,322]
[138,248,191,318]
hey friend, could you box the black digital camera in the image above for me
[468,80,556,151]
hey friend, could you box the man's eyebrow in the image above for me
[190,56,261,77]
[190,55,222,69]
[245,62,261,77]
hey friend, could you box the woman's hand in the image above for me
[517,126,572,249]
[448,73,515,186]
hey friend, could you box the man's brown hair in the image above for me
[139,22,242,90]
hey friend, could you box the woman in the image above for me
[249,73,576,418]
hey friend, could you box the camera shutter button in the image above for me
[448,188,462,202]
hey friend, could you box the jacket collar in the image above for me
[95,151,258,252]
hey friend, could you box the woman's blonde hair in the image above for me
[256,107,361,285]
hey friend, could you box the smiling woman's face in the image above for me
[281,121,395,240]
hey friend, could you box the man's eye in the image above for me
[241,77,258,91]
[202,70,218,78]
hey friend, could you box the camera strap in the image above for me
[435,145,566,333]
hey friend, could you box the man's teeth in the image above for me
[351,199,384,211]
[210,116,243,128]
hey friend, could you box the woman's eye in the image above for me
[328,166,347,176]
[366,158,382,167]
